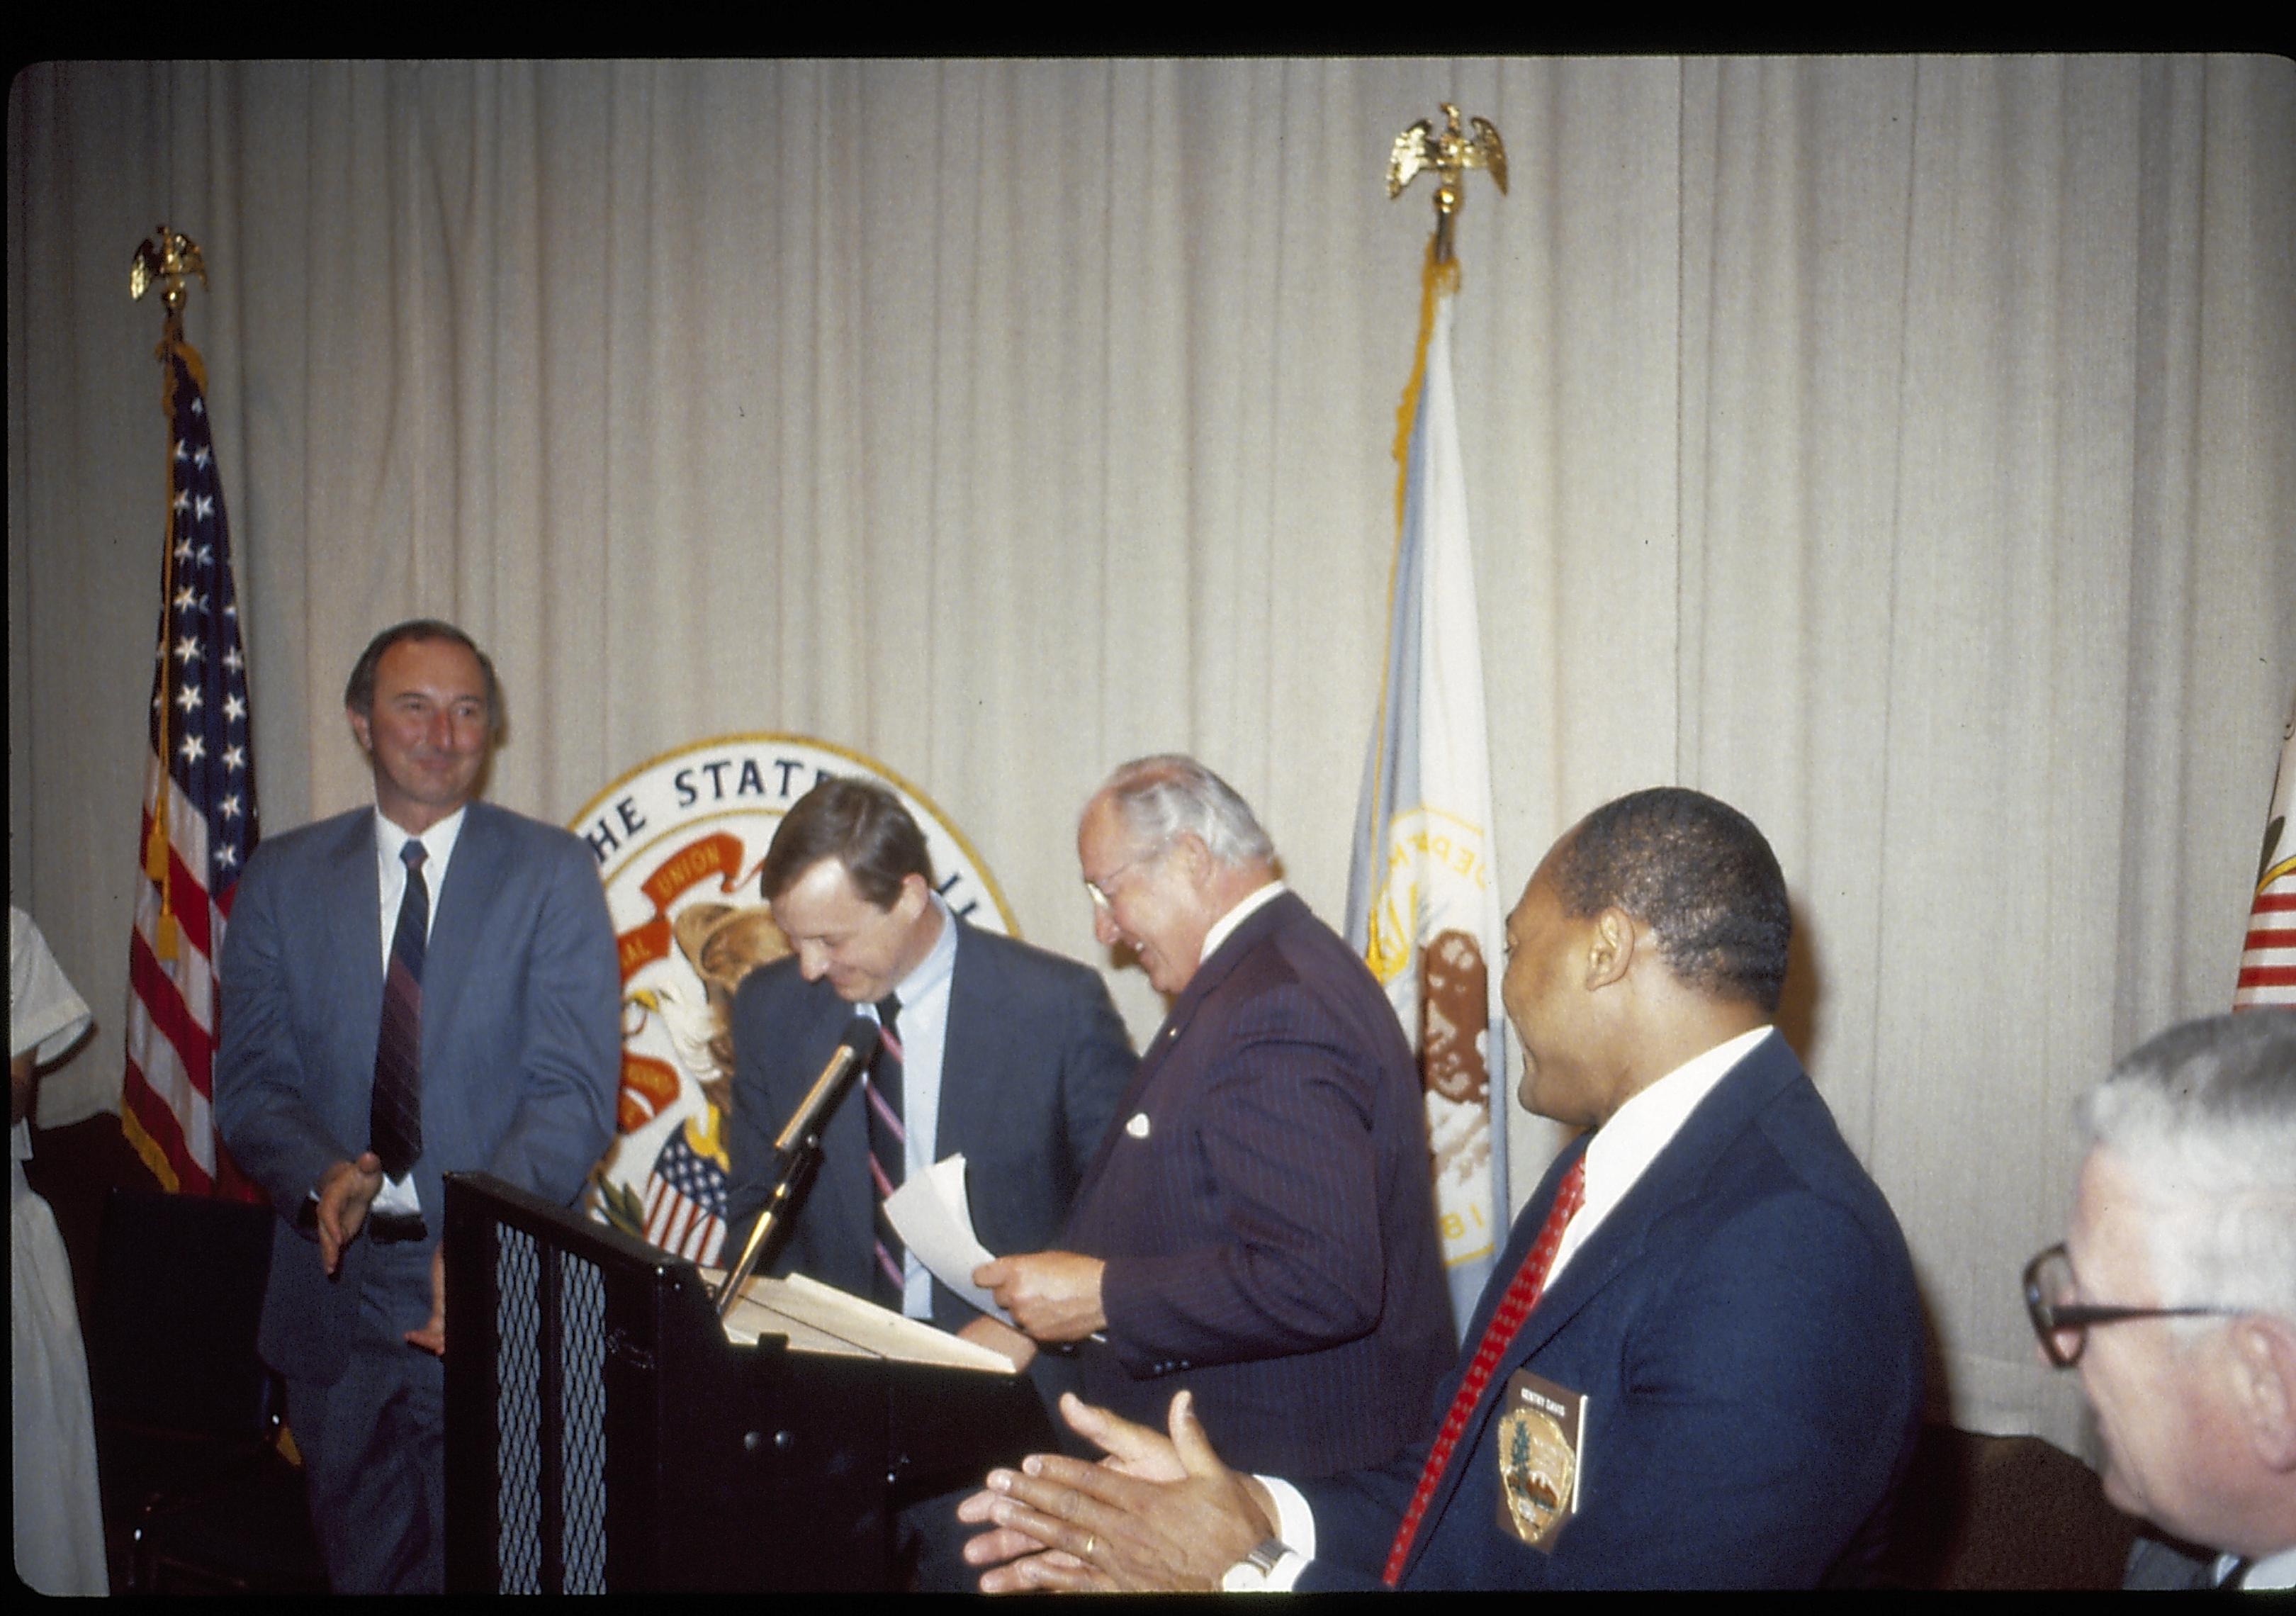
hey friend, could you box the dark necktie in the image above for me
[371,838,428,1181]
[1383,1154,1587,1585]
[865,994,907,1308]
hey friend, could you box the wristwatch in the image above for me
[1218,1536,1294,1592]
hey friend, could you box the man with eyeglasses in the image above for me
[2024,1009,2296,1590]
[975,754,1454,1482]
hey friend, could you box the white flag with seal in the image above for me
[1345,254,1509,1340]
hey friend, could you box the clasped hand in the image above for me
[956,1391,1274,1593]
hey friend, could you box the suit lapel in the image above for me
[806,985,880,1270]
[419,802,492,1065]
[323,811,387,1081]
[1504,1033,1799,1364]
[1120,892,1300,1108]
[935,919,989,1160]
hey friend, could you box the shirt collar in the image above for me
[2241,1546,2296,1590]
[374,802,467,872]
[889,891,958,1009]
[1581,1024,1777,1198]
[1198,880,1286,967]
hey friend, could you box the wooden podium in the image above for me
[441,1172,1054,1592]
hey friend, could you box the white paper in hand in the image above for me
[882,1152,1010,1323]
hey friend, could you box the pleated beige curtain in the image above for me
[10,57,2292,1457]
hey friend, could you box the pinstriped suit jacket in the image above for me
[1062,892,1454,1478]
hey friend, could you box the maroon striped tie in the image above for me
[1383,1155,1586,1586]
[370,839,427,1180]
[865,993,906,1307]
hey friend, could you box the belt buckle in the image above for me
[291,1196,427,1244]
[368,1211,430,1245]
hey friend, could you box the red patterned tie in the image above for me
[1382,1154,1587,1586]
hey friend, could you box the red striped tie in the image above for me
[865,994,906,1306]
[1382,1155,1586,1586]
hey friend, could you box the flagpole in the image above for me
[122,225,263,1199]
[130,225,209,963]
[1345,106,1516,1338]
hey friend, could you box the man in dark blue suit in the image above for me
[962,787,1925,1590]
[721,775,1135,1590]
[977,755,1453,1481]
[721,775,1134,1355]
[215,621,620,1594]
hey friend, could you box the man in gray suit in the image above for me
[215,619,619,1594]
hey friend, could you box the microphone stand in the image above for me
[714,1016,878,1319]
[713,1141,824,1318]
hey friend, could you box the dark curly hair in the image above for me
[1548,787,1790,1014]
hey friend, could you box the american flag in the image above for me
[2232,689,2296,1011]
[120,335,261,1198]
[643,1128,728,1263]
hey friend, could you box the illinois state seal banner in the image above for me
[572,734,1013,1263]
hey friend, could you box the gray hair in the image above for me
[1095,755,1276,870]
[2076,1009,2296,1325]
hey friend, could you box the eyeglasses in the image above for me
[1081,846,1166,911]
[2020,1243,2239,1369]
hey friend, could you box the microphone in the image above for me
[771,1015,882,1155]
[716,1014,881,1317]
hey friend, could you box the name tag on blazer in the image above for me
[1495,1368,1588,1554]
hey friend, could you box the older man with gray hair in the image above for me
[977,754,1454,1481]
[2025,1009,2296,1590]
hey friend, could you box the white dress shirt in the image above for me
[2236,1546,2295,1590]
[1198,880,1287,969]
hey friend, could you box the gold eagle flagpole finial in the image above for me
[129,224,208,960]
[1387,103,1507,265]
[130,224,207,323]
